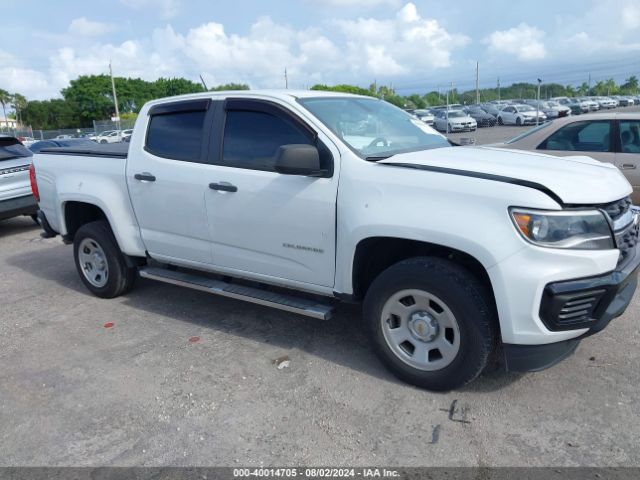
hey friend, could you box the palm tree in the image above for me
[11,93,27,126]
[604,78,617,96]
[578,82,589,95]
[0,89,10,130]
[622,76,638,94]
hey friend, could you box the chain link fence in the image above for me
[0,124,34,138]
[28,118,137,141]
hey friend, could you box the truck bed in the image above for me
[40,142,129,158]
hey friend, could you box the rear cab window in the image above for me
[145,99,211,162]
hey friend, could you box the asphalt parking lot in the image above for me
[1,216,639,467]
[446,105,640,145]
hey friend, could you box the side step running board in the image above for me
[138,267,335,320]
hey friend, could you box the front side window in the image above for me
[539,121,611,152]
[619,120,640,153]
[146,110,207,161]
[299,96,449,159]
[221,110,311,171]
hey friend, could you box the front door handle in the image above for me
[209,182,238,192]
[134,173,156,181]
[621,164,637,170]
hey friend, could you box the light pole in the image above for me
[536,78,542,126]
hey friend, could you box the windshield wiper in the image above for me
[365,154,394,162]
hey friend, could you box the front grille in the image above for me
[556,289,606,326]
[540,286,609,331]
[602,197,632,222]
[616,223,639,264]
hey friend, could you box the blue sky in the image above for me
[1,0,639,99]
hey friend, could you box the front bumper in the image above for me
[0,194,38,220]
[504,243,640,372]
[449,124,476,131]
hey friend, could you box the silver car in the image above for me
[433,109,477,132]
[0,137,38,222]
[494,113,640,203]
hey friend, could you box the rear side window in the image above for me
[220,110,311,171]
[619,120,640,153]
[146,110,207,161]
[539,120,611,152]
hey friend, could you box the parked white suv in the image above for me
[31,90,640,391]
[0,137,38,222]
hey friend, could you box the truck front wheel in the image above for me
[73,220,136,298]
[363,257,497,391]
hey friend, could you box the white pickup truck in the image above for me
[31,90,640,390]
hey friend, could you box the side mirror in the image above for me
[274,144,324,176]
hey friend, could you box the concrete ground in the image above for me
[0,216,639,467]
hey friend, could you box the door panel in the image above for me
[206,165,338,286]
[615,120,640,203]
[128,152,214,264]
[127,100,216,265]
[205,100,339,287]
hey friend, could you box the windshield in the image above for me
[447,111,466,118]
[517,105,535,112]
[0,138,33,161]
[298,97,450,158]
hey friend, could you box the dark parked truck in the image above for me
[31,90,640,390]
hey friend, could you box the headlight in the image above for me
[510,209,614,250]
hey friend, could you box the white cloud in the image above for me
[485,23,546,61]
[68,17,116,36]
[621,4,640,30]
[335,3,470,75]
[119,0,180,19]
[7,2,468,99]
[0,49,54,99]
[311,0,399,7]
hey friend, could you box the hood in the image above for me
[379,146,632,205]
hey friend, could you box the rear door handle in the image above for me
[621,164,636,170]
[134,173,156,181]
[209,182,237,192]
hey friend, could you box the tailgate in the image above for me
[0,139,33,202]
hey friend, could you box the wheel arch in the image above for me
[350,236,498,324]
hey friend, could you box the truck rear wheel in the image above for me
[73,220,136,298]
[363,257,497,391]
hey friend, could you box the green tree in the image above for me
[406,94,426,109]
[592,80,605,96]
[604,78,618,96]
[621,76,638,94]
[0,89,11,129]
[210,83,250,91]
[11,93,27,125]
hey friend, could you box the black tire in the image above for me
[363,257,498,391]
[30,213,40,225]
[516,116,522,126]
[73,220,136,298]
[497,116,503,125]
[100,139,107,144]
